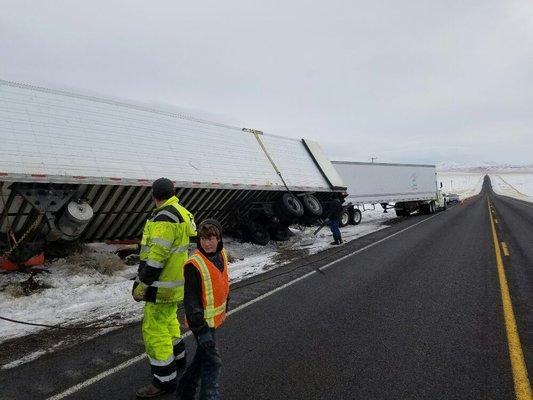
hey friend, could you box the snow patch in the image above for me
[489,174,533,203]
[437,161,533,173]
[437,172,484,199]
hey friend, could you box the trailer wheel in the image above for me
[301,195,323,217]
[430,201,436,214]
[278,193,304,218]
[248,226,271,245]
[340,210,350,227]
[395,209,405,217]
[271,225,291,241]
[349,209,362,225]
[395,202,408,217]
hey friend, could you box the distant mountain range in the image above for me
[437,161,533,173]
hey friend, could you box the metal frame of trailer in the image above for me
[0,181,336,243]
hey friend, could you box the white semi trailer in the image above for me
[332,161,447,221]
[0,80,346,265]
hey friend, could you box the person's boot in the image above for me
[330,234,340,245]
[337,233,344,245]
[136,383,167,398]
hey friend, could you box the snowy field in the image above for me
[437,172,484,199]
[437,170,533,202]
[489,174,533,203]
[0,207,396,349]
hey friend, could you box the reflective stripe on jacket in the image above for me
[138,196,196,303]
[186,249,229,328]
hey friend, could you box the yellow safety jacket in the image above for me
[135,196,196,303]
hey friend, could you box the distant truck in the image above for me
[332,161,447,220]
[445,193,460,204]
[0,80,346,266]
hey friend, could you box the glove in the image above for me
[197,327,215,349]
[132,281,148,302]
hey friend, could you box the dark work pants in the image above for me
[330,218,341,238]
[176,331,222,400]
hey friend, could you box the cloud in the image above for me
[1,0,532,165]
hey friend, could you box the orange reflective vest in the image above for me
[187,249,229,328]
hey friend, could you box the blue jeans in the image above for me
[176,331,222,400]
[330,218,341,237]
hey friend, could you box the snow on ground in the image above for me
[437,164,533,202]
[437,172,484,199]
[489,174,533,203]
[0,207,396,347]
[0,252,144,344]
[437,170,533,202]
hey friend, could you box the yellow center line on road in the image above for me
[502,242,510,257]
[487,198,532,400]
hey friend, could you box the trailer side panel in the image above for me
[0,80,340,191]
[332,161,437,204]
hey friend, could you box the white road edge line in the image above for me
[47,211,443,400]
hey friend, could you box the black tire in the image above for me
[249,226,270,245]
[301,195,323,217]
[278,193,304,218]
[340,210,350,227]
[349,209,362,225]
[271,225,291,241]
[395,202,409,217]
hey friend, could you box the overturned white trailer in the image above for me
[0,80,345,262]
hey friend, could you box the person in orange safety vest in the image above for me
[176,219,229,400]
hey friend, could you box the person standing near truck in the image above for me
[176,219,229,400]
[133,177,196,398]
[328,197,344,245]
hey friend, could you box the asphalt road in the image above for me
[1,177,531,399]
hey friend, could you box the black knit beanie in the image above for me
[152,177,174,200]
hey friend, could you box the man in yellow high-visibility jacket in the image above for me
[133,177,196,398]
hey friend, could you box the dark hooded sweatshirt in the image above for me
[328,198,344,220]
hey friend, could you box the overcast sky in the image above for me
[1,0,532,165]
